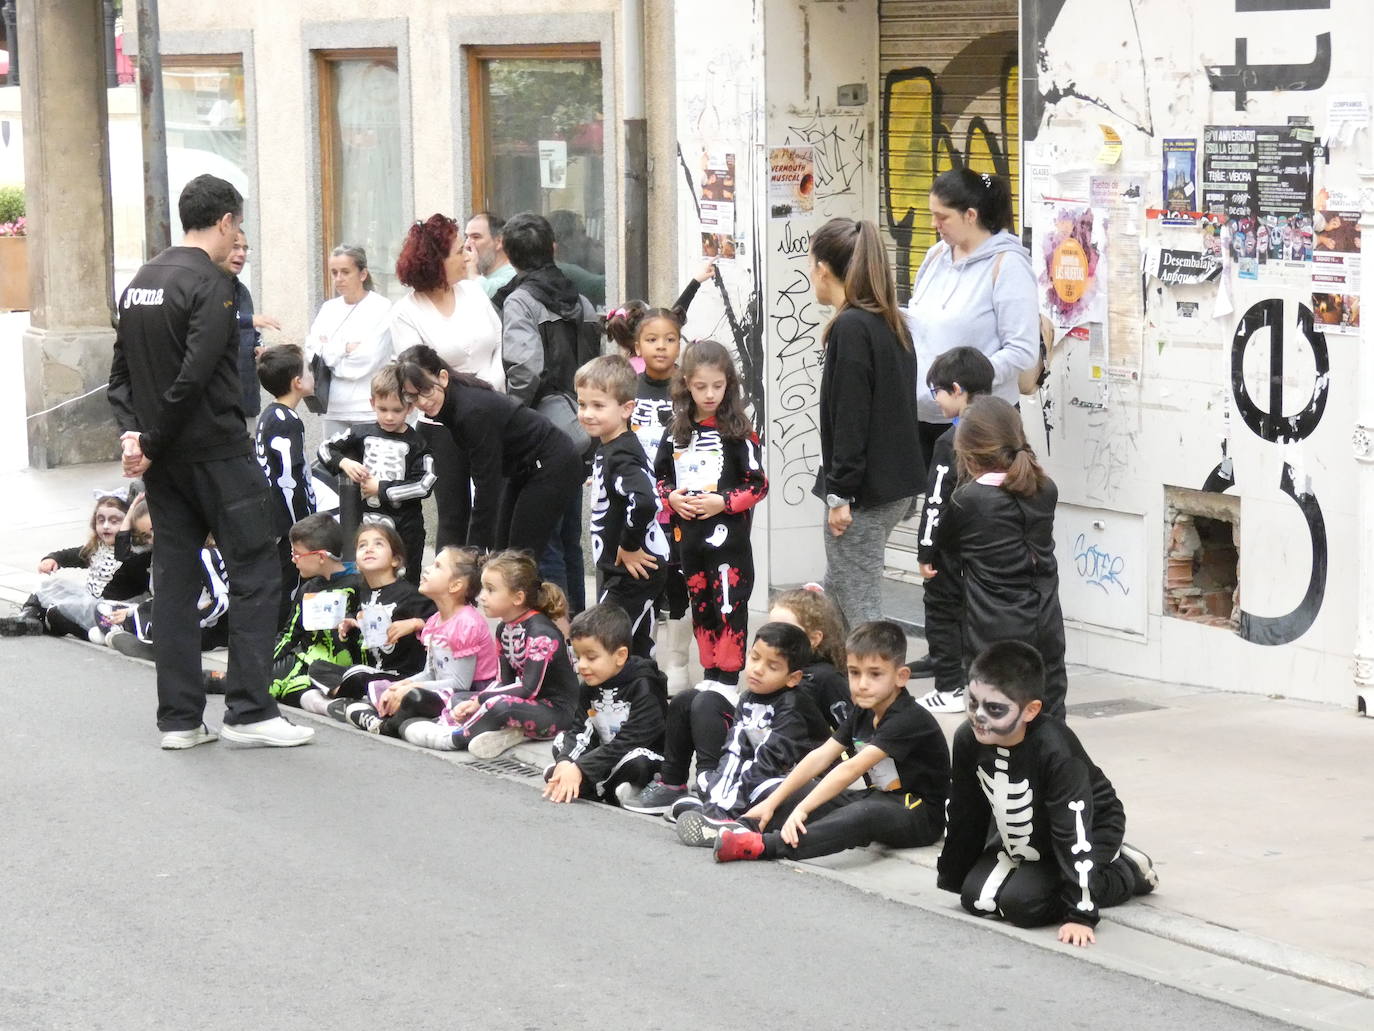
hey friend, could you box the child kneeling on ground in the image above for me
[543,604,669,806]
[673,622,828,846]
[936,641,1158,947]
[714,620,949,864]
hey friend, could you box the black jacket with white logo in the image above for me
[108,246,252,462]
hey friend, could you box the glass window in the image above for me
[471,46,606,304]
[162,58,249,202]
[318,51,406,299]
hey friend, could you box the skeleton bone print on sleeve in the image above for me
[361,437,413,509]
[588,453,610,567]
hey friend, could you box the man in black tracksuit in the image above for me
[108,174,311,749]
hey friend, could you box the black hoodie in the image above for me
[551,656,669,788]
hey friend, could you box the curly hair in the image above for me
[604,300,687,359]
[396,214,459,293]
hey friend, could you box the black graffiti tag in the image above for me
[1204,299,1329,645]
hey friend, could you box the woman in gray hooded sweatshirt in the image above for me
[906,169,1040,468]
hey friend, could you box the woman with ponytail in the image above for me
[906,169,1039,467]
[934,396,1068,720]
[810,218,924,626]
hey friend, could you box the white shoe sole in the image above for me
[919,692,966,714]
[161,728,218,750]
[220,722,315,747]
[467,727,526,760]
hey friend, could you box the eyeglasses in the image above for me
[291,548,331,562]
[401,382,442,405]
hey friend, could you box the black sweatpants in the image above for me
[599,568,666,660]
[958,844,1137,927]
[422,419,472,549]
[144,455,281,731]
[546,753,659,805]
[391,507,426,585]
[496,443,584,558]
[762,783,944,861]
[923,565,965,695]
[659,685,735,787]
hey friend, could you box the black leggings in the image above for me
[763,783,944,861]
[545,753,659,805]
[923,565,965,694]
[422,419,472,549]
[659,686,735,787]
[600,569,666,660]
[496,447,584,558]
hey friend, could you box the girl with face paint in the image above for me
[938,641,1159,948]
[933,395,1069,720]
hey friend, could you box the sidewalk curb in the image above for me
[49,632,1374,1027]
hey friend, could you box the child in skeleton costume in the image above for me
[318,366,436,586]
[655,340,767,693]
[254,345,317,626]
[1,492,152,640]
[339,545,501,742]
[933,396,1069,720]
[937,642,1158,946]
[543,604,668,806]
[101,542,231,658]
[913,347,994,714]
[714,621,949,864]
[769,586,853,732]
[307,522,436,715]
[402,550,578,759]
[268,514,365,712]
[674,623,829,846]
[575,356,670,659]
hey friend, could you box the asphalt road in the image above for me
[1,637,1290,1031]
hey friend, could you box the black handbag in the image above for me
[304,351,332,415]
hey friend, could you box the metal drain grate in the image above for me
[466,756,541,778]
[1065,698,1165,719]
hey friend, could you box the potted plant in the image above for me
[0,184,28,312]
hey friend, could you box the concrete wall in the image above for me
[1021,0,1373,705]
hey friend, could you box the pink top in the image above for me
[630,355,646,374]
[422,605,500,686]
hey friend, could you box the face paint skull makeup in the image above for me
[966,681,1027,745]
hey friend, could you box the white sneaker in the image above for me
[87,626,106,645]
[220,716,315,747]
[917,687,966,713]
[402,720,457,751]
[467,726,525,759]
[161,724,218,750]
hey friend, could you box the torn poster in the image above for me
[1148,247,1222,286]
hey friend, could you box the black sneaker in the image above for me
[325,698,353,723]
[667,793,703,826]
[346,703,383,734]
[1119,843,1159,895]
[676,809,743,848]
[0,614,45,637]
[622,777,688,816]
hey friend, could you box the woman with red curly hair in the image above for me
[388,214,503,548]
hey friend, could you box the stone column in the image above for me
[1353,160,1374,716]
[18,0,120,467]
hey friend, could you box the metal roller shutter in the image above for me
[879,0,1020,305]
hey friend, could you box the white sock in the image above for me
[298,689,330,715]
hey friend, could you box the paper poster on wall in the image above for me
[699,148,736,203]
[1311,189,1361,336]
[767,146,815,219]
[1202,125,1314,268]
[701,231,738,261]
[538,140,568,190]
[1147,246,1222,285]
[1162,139,1197,225]
[1089,174,1143,380]
[1035,201,1109,338]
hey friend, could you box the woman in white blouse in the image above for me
[308,244,394,439]
[389,214,504,547]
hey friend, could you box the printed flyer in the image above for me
[1311,191,1361,336]
[767,146,816,220]
[1162,139,1197,225]
[1202,124,1314,266]
[1034,201,1109,336]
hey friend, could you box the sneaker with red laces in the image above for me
[714,827,765,863]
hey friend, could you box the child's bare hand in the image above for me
[337,617,358,636]
[742,800,777,830]
[378,683,410,717]
[667,489,697,519]
[1058,922,1096,947]
[694,258,718,283]
[616,547,659,580]
[386,618,421,645]
[451,698,479,721]
[919,562,938,580]
[692,493,726,518]
[360,476,380,499]
[780,809,809,848]
[102,607,130,628]
[37,558,58,574]
[339,459,369,485]
[542,761,583,803]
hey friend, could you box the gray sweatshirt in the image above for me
[905,230,1040,423]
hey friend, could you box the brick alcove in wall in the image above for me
[1164,487,1240,631]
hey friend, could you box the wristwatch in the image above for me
[825,494,852,509]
